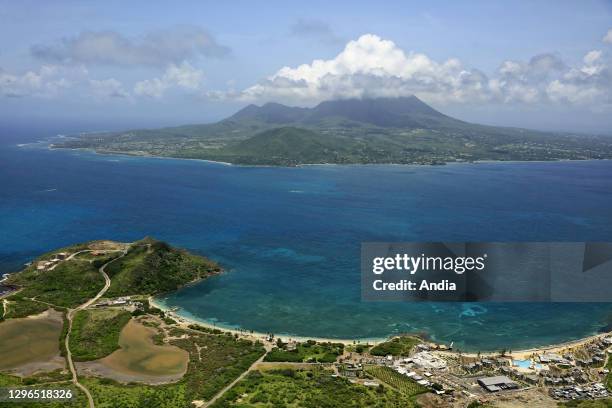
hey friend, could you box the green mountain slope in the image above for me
[53,96,612,166]
[104,238,221,297]
[3,238,221,311]
[200,127,361,165]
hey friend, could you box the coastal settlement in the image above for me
[1,239,612,408]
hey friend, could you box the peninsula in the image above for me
[51,96,612,166]
[1,238,612,407]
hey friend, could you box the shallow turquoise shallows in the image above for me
[2,129,612,352]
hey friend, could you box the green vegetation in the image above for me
[105,238,220,297]
[467,402,492,408]
[81,328,265,407]
[0,373,86,408]
[264,340,344,363]
[198,127,364,166]
[365,365,428,397]
[346,343,372,354]
[19,369,72,385]
[210,368,416,407]
[171,329,265,401]
[6,260,104,308]
[69,309,132,361]
[54,97,612,166]
[82,377,189,408]
[0,239,269,406]
[369,336,420,356]
[3,297,51,319]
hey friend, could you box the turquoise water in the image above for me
[513,359,542,370]
[2,128,612,351]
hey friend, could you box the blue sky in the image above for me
[1,0,611,132]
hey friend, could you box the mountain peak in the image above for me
[226,96,458,128]
[226,101,308,124]
[307,96,451,128]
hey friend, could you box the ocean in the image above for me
[2,127,612,351]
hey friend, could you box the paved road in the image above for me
[64,249,128,408]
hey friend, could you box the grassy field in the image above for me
[369,336,421,357]
[82,377,189,408]
[0,373,86,408]
[2,297,52,319]
[264,340,344,363]
[364,366,428,397]
[69,309,132,361]
[0,312,63,371]
[6,259,104,308]
[209,367,416,407]
[171,330,266,401]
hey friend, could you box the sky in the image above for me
[1,0,612,133]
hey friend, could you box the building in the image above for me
[539,353,568,364]
[411,351,447,370]
[481,358,494,367]
[477,376,519,392]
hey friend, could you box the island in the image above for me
[51,96,612,167]
[1,238,612,407]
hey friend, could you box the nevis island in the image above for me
[52,96,612,166]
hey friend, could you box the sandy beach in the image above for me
[150,297,611,358]
[149,297,383,346]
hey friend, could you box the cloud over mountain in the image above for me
[239,34,611,109]
[31,26,229,67]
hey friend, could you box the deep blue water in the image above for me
[2,129,612,351]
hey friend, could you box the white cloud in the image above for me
[583,50,602,66]
[235,34,611,109]
[134,78,167,99]
[547,50,610,104]
[0,64,86,97]
[164,62,204,90]
[241,34,483,104]
[89,78,129,99]
[31,26,229,67]
[603,29,612,44]
[134,62,204,98]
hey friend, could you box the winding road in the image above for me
[64,248,128,408]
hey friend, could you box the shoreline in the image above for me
[150,297,611,355]
[45,144,612,169]
[149,297,384,346]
